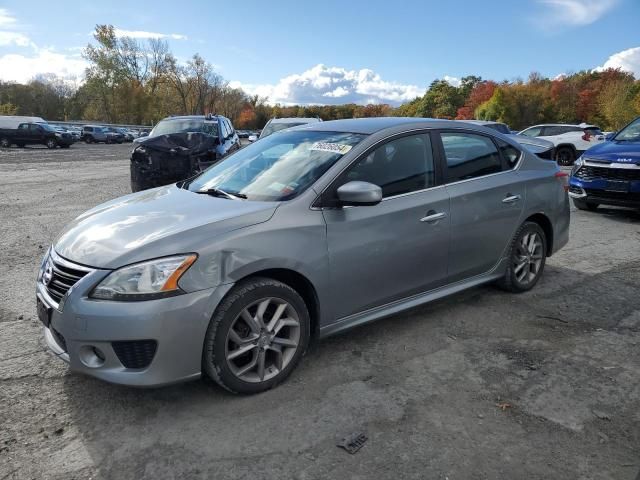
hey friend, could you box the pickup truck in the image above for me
[0,122,74,149]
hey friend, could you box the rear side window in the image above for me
[485,123,510,135]
[346,133,435,198]
[497,139,521,168]
[440,132,502,182]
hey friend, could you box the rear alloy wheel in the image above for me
[498,221,547,293]
[46,138,57,149]
[0,137,10,148]
[573,199,599,211]
[203,278,310,394]
[555,147,575,166]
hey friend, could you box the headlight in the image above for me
[571,155,585,175]
[90,254,197,301]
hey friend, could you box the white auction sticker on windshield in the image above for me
[310,142,353,155]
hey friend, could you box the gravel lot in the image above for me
[1,142,639,480]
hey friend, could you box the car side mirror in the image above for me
[336,181,382,206]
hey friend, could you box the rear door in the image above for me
[28,124,43,144]
[436,130,525,282]
[323,132,450,319]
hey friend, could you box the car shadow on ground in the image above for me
[578,205,640,224]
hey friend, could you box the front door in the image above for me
[322,132,450,320]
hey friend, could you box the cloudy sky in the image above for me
[0,0,638,105]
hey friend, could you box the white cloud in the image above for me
[594,46,640,78]
[443,75,461,87]
[534,0,618,28]
[113,28,187,41]
[0,50,87,84]
[0,31,34,48]
[231,64,424,106]
[0,8,17,27]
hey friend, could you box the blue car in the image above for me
[569,116,640,211]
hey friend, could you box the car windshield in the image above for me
[614,118,640,141]
[185,130,366,201]
[261,122,306,138]
[150,119,218,138]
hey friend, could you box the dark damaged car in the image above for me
[130,114,241,192]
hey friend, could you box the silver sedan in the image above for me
[36,118,570,394]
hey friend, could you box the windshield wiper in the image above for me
[195,188,247,200]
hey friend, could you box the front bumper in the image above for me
[569,179,640,208]
[37,259,233,387]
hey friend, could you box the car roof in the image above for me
[462,120,506,126]
[268,117,321,124]
[299,117,463,135]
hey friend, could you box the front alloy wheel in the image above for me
[225,298,301,383]
[203,277,310,394]
[46,138,56,149]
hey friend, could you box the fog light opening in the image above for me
[79,345,106,368]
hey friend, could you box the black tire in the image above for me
[45,138,57,149]
[497,221,547,293]
[555,146,575,166]
[0,137,10,148]
[573,199,598,211]
[202,277,310,394]
[85,136,93,144]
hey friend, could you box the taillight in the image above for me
[555,171,569,192]
[582,133,590,141]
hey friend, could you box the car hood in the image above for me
[583,140,640,164]
[54,185,278,269]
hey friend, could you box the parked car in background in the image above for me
[569,116,640,211]
[130,114,241,191]
[53,126,79,142]
[115,128,135,142]
[37,117,569,393]
[236,130,250,139]
[82,125,118,143]
[0,122,73,149]
[103,127,125,144]
[460,120,555,160]
[519,123,604,166]
[249,118,322,142]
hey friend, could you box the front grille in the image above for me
[112,340,157,369]
[43,251,92,305]
[584,188,640,202]
[574,165,640,181]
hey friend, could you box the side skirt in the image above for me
[319,258,507,338]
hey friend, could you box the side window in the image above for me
[18,124,29,131]
[29,124,41,133]
[496,139,521,169]
[441,132,502,182]
[543,126,570,136]
[220,120,229,138]
[345,134,435,198]
[521,126,542,137]
[226,119,234,135]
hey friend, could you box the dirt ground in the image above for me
[1,142,639,480]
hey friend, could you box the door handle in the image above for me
[502,194,521,204]
[420,211,447,223]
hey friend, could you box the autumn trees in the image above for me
[0,24,638,131]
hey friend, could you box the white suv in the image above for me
[518,123,604,166]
